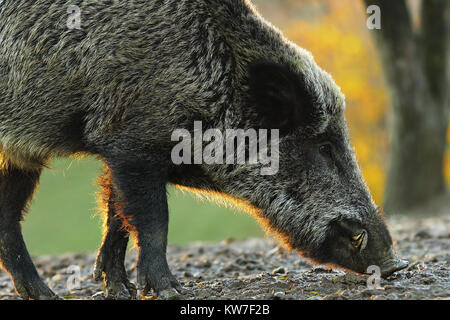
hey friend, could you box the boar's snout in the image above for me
[366,245,409,277]
[379,255,409,278]
[307,212,409,278]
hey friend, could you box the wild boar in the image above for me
[0,0,407,299]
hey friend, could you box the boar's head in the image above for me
[204,58,408,277]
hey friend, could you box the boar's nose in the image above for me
[380,257,409,278]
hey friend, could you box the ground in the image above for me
[0,202,449,300]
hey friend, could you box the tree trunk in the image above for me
[363,0,449,213]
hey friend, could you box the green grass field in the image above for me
[22,158,265,255]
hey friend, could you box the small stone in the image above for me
[272,267,286,275]
[90,291,105,300]
[273,291,285,299]
[158,288,181,300]
[414,230,432,240]
[183,271,193,278]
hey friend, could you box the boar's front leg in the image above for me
[106,159,181,297]
[93,168,137,299]
[0,167,57,300]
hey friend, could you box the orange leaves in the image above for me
[444,127,450,184]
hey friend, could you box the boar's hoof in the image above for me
[104,278,137,300]
[14,278,58,300]
[93,261,137,300]
[137,270,182,298]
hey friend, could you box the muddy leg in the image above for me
[93,168,136,299]
[0,166,57,300]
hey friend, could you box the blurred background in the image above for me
[23,0,449,255]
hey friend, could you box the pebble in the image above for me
[183,271,193,278]
[272,267,286,275]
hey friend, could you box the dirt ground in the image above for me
[0,200,449,300]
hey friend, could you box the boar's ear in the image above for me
[248,61,314,132]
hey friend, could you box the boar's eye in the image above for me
[319,143,332,158]
[351,230,368,251]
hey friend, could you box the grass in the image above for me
[22,158,265,255]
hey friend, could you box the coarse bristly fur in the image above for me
[0,0,407,300]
